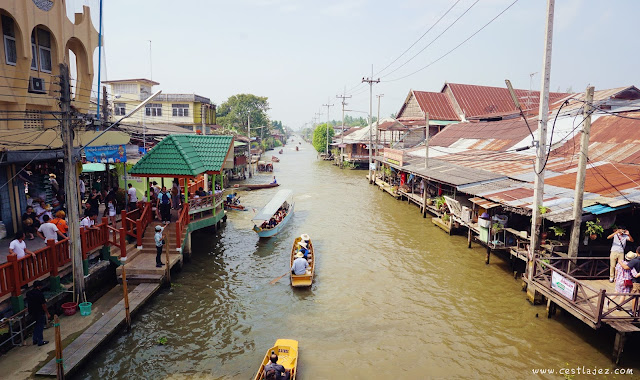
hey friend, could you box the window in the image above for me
[172,104,189,117]
[115,103,126,116]
[2,15,17,66]
[30,27,52,72]
[145,103,162,117]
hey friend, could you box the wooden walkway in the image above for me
[37,283,160,377]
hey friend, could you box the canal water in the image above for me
[78,139,639,379]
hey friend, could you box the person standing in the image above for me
[26,280,50,346]
[154,225,165,268]
[106,197,117,227]
[88,189,101,216]
[9,232,35,259]
[127,183,138,211]
[171,179,181,210]
[51,211,68,237]
[48,174,59,195]
[157,186,171,224]
[79,177,86,202]
[37,215,65,243]
[607,227,633,283]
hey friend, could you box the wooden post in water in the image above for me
[467,227,472,248]
[165,228,171,284]
[121,260,131,331]
[54,315,64,380]
[485,246,491,265]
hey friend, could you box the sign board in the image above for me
[384,148,405,166]
[551,270,576,301]
[85,145,127,163]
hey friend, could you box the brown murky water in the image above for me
[77,139,639,379]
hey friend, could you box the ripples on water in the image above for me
[78,141,639,379]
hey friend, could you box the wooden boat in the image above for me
[290,236,314,287]
[233,183,279,190]
[224,203,247,211]
[253,339,298,380]
[279,149,283,154]
[295,146,299,151]
[271,156,280,162]
[252,189,294,238]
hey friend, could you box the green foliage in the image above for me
[491,222,503,233]
[157,337,167,345]
[442,214,450,223]
[274,139,283,147]
[312,123,335,153]
[435,196,446,209]
[585,218,604,237]
[216,94,270,136]
[538,205,549,214]
[328,115,377,127]
[549,226,566,237]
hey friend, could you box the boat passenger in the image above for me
[291,251,309,275]
[300,234,310,246]
[272,176,277,184]
[263,353,290,380]
[298,241,309,259]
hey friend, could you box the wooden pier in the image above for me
[37,283,160,377]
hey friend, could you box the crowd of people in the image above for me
[260,202,290,230]
[291,234,311,276]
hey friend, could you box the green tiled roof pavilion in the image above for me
[129,134,234,177]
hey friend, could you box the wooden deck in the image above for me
[37,283,160,377]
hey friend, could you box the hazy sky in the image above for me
[69,0,638,129]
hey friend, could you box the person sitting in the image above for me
[298,241,309,259]
[271,176,277,184]
[300,234,310,246]
[263,353,290,380]
[22,206,39,240]
[291,251,309,275]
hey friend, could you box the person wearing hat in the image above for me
[291,251,309,275]
[298,240,309,259]
[51,211,68,236]
[154,225,166,268]
[48,173,59,195]
[607,226,633,282]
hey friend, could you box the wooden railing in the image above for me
[80,222,108,259]
[532,258,640,325]
[175,203,190,250]
[188,194,214,211]
[105,217,128,258]
[121,202,152,247]
[2,238,70,298]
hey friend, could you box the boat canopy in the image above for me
[252,189,293,223]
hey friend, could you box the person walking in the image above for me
[607,227,633,283]
[154,225,165,268]
[26,280,50,346]
[127,183,138,211]
[37,215,65,243]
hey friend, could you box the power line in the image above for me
[385,0,521,82]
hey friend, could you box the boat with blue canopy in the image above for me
[252,189,294,238]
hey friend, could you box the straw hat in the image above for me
[626,251,637,261]
[295,252,304,258]
[49,173,56,178]
[300,233,310,241]
[299,241,308,249]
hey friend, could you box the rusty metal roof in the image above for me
[443,83,571,118]
[413,91,460,121]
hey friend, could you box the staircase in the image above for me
[115,221,183,284]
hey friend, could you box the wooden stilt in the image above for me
[121,263,131,331]
[546,299,556,318]
[165,229,171,284]
[613,331,626,365]
[54,315,64,380]
[485,246,491,265]
[467,227,472,248]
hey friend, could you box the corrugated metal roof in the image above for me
[444,83,572,117]
[429,117,536,151]
[413,91,460,121]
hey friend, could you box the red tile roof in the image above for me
[444,83,571,118]
[412,91,460,121]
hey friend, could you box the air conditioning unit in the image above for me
[28,77,46,94]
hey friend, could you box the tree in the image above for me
[312,123,334,153]
[216,94,270,136]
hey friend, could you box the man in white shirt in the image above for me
[9,232,35,259]
[127,183,138,211]
[79,178,86,201]
[291,251,309,275]
[80,215,97,229]
[37,215,66,243]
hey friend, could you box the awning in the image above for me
[583,204,631,215]
[252,189,293,223]
[469,197,500,209]
[82,163,115,173]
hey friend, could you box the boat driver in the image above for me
[263,353,290,380]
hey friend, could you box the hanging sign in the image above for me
[85,145,127,163]
[551,270,576,301]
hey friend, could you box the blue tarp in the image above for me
[583,204,631,215]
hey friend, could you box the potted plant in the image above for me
[585,219,604,240]
[538,206,549,240]
[435,196,447,212]
[491,222,503,235]
[442,213,450,223]
[549,226,566,239]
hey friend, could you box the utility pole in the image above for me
[59,63,84,303]
[322,99,334,157]
[362,66,380,184]
[101,86,109,187]
[567,86,595,261]
[375,94,384,179]
[424,112,430,168]
[527,0,555,295]
[248,113,252,177]
[336,93,351,168]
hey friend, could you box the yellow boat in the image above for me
[290,236,314,287]
[253,339,299,380]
